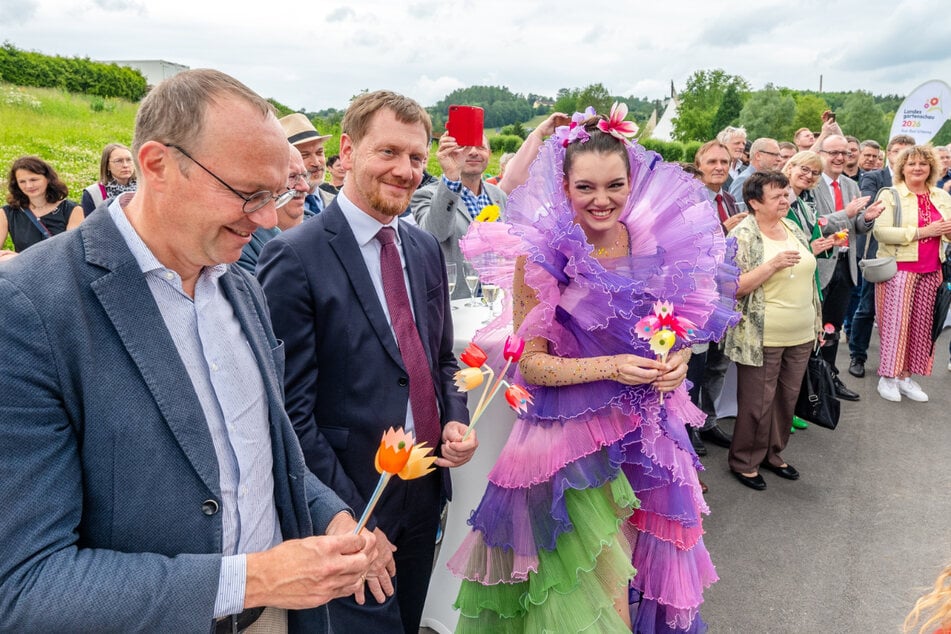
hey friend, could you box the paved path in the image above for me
[424,331,951,633]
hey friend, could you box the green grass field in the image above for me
[0,82,509,216]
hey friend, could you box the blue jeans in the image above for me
[848,275,876,362]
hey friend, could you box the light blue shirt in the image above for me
[108,195,281,618]
[336,190,419,435]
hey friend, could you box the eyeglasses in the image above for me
[110,158,134,165]
[820,150,852,158]
[287,172,309,187]
[797,165,822,177]
[166,144,294,212]
[758,150,780,157]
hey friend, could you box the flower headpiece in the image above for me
[551,106,595,147]
[597,102,639,143]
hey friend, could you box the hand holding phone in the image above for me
[446,105,484,147]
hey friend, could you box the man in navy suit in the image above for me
[258,90,477,633]
[0,70,376,632]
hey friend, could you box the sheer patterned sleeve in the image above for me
[513,256,621,387]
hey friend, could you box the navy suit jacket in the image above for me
[0,210,347,633]
[858,168,895,263]
[257,201,468,524]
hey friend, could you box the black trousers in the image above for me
[820,254,854,374]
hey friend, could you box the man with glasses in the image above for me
[728,137,781,203]
[848,135,916,378]
[812,134,885,399]
[238,144,310,273]
[279,113,335,216]
[0,69,378,633]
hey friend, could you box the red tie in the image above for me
[375,227,440,447]
[831,180,844,211]
[715,194,728,223]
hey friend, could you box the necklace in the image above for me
[593,223,630,256]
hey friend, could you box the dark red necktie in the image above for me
[715,193,728,223]
[831,180,844,211]
[375,227,440,447]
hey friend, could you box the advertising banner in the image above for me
[889,80,951,144]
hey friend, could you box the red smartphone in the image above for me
[447,105,484,147]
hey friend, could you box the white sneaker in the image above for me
[877,377,901,402]
[898,377,928,402]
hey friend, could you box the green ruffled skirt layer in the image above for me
[454,477,639,633]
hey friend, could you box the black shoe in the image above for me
[687,426,707,456]
[732,471,766,491]
[699,425,732,448]
[848,358,865,378]
[761,462,800,480]
[833,376,860,401]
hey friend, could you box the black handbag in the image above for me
[794,349,840,430]
[931,255,951,349]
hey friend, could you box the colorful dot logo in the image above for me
[924,97,942,113]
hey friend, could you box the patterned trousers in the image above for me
[875,269,941,378]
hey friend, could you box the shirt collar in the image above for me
[336,190,401,247]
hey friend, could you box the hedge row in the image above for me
[0,43,148,101]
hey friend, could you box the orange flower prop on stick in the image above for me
[454,335,533,441]
[353,427,437,534]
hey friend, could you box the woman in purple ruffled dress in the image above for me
[449,107,740,633]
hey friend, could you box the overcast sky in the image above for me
[6,0,950,113]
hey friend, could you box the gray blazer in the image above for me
[0,210,347,633]
[411,178,507,299]
[812,175,874,287]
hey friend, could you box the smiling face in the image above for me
[788,161,821,194]
[278,146,309,230]
[821,135,849,178]
[727,134,746,162]
[155,98,288,277]
[901,156,932,189]
[564,151,631,242]
[341,108,429,223]
[460,136,490,179]
[297,138,327,191]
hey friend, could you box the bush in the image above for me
[683,141,702,164]
[490,134,523,153]
[639,139,684,162]
[0,42,148,101]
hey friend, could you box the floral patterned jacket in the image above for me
[722,214,822,366]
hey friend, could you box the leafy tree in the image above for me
[672,69,750,143]
[837,91,888,143]
[576,83,614,115]
[791,94,829,138]
[738,84,796,141]
[553,87,580,114]
[709,85,744,139]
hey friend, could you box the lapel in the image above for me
[83,212,220,495]
[399,222,434,362]
[323,204,406,370]
[814,180,833,216]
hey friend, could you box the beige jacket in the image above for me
[872,183,951,262]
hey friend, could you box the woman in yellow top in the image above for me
[871,146,951,402]
[723,171,821,491]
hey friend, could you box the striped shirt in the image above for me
[108,195,281,617]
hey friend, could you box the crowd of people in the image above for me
[2,67,951,633]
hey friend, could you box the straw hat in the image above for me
[279,113,331,145]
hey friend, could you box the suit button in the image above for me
[398,377,408,387]
[202,499,219,515]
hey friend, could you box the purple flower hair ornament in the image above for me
[551,106,596,147]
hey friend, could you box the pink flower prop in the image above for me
[597,102,639,142]
[817,216,829,228]
[823,323,835,334]
[634,300,697,340]
[502,335,525,362]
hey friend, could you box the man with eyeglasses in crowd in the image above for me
[812,134,885,400]
[0,69,380,633]
[728,137,781,204]
[237,144,310,273]
[847,135,916,378]
[280,113,336,216]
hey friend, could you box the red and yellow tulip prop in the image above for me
[353,427,437,534]
[634,301,696,402]
[454,336,533,441]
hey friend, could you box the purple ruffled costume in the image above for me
[449,137,740,633]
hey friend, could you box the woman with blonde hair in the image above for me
[905,563,951,633]
[872,146,951,402]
